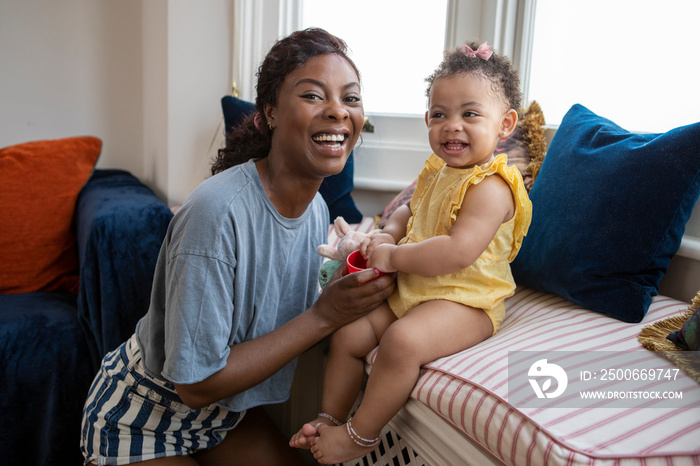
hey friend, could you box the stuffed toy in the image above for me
[318,216,379,287]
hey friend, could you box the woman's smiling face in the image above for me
[265,53,364,179]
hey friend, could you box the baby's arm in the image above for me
[370,176,514,276]
[381,204,411,243]
[360,204,411,258]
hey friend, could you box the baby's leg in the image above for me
[290,302,396,449]
[310,300,492,464]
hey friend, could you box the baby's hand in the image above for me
[360,231,396,258]
[367,243,397,273]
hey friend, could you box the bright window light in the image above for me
[302,0,448,115]
[529,0,700,133]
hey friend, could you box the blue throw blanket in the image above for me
[76,169,173,369]
[0,169,172,465]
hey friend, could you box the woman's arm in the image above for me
[173,266,395,409]
[369,176,515,276]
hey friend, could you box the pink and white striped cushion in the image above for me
[366,288,700,465]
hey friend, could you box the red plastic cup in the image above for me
[346,250,386,279]
[346,249,369,273]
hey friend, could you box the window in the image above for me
[528,0,700,133]
[233,0,699,194]
[302,0,448,115]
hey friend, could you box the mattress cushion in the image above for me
[368,288,700,465]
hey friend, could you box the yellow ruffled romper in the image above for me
[387,153,532,334]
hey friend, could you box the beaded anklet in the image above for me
[318,412,343,426]
[346,419,380,448]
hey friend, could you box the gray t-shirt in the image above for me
[136,159,329,412]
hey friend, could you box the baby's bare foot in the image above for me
[289,416,334,449]
[310,421,380,464]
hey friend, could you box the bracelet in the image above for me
[346,418,380,448]
[318,412,343,426]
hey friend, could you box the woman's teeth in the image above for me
[313,134,345,143]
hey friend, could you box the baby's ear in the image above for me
[501,108,519,137]
[317,244,338,260]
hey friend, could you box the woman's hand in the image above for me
[312,262,395,330]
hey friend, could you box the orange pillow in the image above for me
[0,137,101,294]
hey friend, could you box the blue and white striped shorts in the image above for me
[80,334,245,465]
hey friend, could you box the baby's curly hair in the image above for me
[425,42,521,111]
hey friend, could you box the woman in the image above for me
[80,28,394,465]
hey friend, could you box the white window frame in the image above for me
[232,0,537,192]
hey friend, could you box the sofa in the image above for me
[0,137,173,465]
[2,98,698,466]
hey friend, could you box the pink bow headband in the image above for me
[461,41,493,60]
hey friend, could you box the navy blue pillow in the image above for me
[511,104,700,323]
[221,96,362,223]
[221,95,256,135]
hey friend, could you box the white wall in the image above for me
[0,0,234,206]
[143,0,234,205]
[0,0,144,176]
